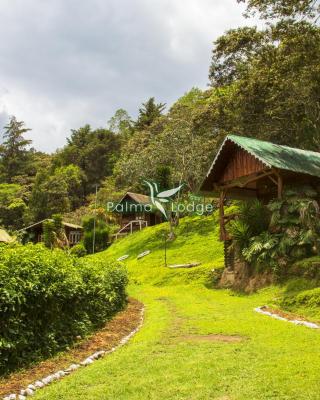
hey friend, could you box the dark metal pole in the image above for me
[164,233,167,268]
[92,184,98,254]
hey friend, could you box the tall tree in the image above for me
[238,0,320,21]
[0,117,32,182]
[134,97,166,131]
[29,165,84,221]
[114,88,218,192]
[108,109,133,139]
[54,125,121,195]
[0,183,27,230]
[207,3,320,149]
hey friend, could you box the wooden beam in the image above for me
[267,175,278,186]
[217,169,275,190]
[271,169,283,199]
[277,173,283,199]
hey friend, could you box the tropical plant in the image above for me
[229,199,269,258]
[43,214,68,249]
[241,187,320,274]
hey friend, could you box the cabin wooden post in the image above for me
[219,190,227,241]
[277,173,283,199]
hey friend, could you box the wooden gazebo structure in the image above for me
[200,135,320,242]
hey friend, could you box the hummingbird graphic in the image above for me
[144,180,184,219]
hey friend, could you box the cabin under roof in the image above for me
[200,134,320,241]
[118,192,151,205]
[201,134,320,198]
[22,219,83,231]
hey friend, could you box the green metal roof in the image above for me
[222,135,320,178]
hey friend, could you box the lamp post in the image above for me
[164,231,168,268]
[92,184,98,254]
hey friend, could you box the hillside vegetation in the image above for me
[92,215,224,287]
[30,214,320,400]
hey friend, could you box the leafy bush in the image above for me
[289,257,320,280]
[279,278,320,310]
[240,187,320,274]
[83,216,109,254]
[43,214,68,249]
[0,243,127,375]
[229,199,270,258]
[70,243,87,257]
[295,288,320,308]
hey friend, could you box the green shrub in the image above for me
[0,243,127,375]
[295,288,320,307]
[289,257,320,280]
[83,216,109,254]
[241,187,320,273]
[70,243,87,257]
[278,278,318,309]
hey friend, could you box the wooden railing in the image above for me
[113,220,148,240]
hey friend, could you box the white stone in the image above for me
[117,255,129,261]
[137,250,150,259]
[42,375,54,385]
[34,381,44,389]
[65,363,80,372]
[303,321,319,329]
[91,350,105,359]
[52,372,61,380]
[81,357,94,366]
[27,385,36,391]
[8,395,16,400]
[254,306,320,329]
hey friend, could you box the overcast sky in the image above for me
[0,0,255,153]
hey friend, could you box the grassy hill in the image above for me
[34,214,320,400]
[93,215,224,286]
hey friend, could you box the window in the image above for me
[69,231,81,244]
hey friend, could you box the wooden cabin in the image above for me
[22,220,83,246]
[200,134,320,242]
[113,192,162,239]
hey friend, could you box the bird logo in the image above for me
[144,180,184,219]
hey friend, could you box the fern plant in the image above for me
[229,199,269,259]
[241,185,320,274]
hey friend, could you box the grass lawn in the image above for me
[33,216,320,400]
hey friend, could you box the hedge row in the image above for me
[0,243,128,375]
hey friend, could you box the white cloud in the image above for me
[0,0,256,152]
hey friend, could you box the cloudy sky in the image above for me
[0,0,255,153]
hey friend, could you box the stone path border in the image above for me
[254,306,320,329]
[3,307,145,400]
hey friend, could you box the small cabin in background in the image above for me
[113,192,162,239]
[22,220,83,246]
[200,134,320,268]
